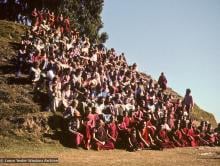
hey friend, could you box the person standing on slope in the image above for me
[158,72,167,91]
[182,88,194,118]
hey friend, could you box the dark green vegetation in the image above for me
[59,0,108,43]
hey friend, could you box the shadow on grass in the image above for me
[0,64,15,74]
[7,76,30,85]
[44,114,74,148]
[33,91,49,111]
[9,42,22,50]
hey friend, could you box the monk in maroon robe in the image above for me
[171,120,184,147]
[92,120,114,150]
[186,122,199,147]
[204,124,216,146]
[106,117,118,143]
[155,118,175,149]
[138,121,156,149]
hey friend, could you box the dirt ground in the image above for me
[0,142,220,166]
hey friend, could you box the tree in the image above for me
[98,32,109,44]
[59,0,108,43]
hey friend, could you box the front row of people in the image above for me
[67,110,220,151]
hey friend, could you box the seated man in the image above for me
[171,120,184,147]
[214,123,220,146]
[92,120,114,150]
[204,123,216,146]
[138,121,156,149]
[155,118,175,149]
[127,128,140,152]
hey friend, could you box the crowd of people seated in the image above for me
[15,8,220,151]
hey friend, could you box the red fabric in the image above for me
[72,132,84,146]
[173,129,184,147]
[81,123,92,148]
[181,128,190,147]
[134,110,143,120]
[187,128,198,147]
[146,120,156,136]
[64,18,70,33]
[118,122,127,131]
[158,129,175,148]
[123,116,130,127]
[94,141,115,150]
[107,122,118,141]
[86,113,95,128]
[141,127,151,145]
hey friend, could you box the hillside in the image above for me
[0,20,60,144]
[0,20,217,146]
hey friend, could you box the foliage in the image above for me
[59,0,107,43]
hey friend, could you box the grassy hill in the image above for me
[0,20,217,146]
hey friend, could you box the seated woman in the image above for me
[92,120,114,150]
[68,111,83,148]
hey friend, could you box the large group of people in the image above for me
[15,8,220,151]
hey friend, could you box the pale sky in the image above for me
[102,0,220,122]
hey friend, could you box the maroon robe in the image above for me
[181,128,191,147]
[173,129,184,147]
[157,129,175,148]
[187,128,198,147]
[92,126,114,150]
[139,127,152,148]
[81,122,92,149]
[107,122,118,142]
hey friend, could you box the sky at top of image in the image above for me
[101,0,220,122]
